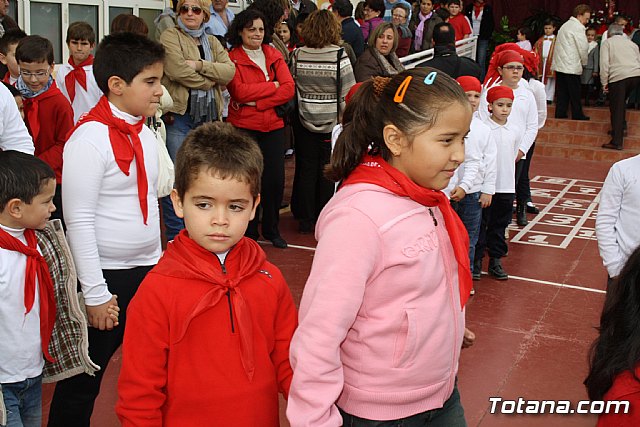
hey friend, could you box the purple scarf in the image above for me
[414,11,433,52]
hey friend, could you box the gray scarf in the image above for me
[370,47,405,77]
[177,17,217,123]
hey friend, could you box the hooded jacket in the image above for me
[116,232,297,426]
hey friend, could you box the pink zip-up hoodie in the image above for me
[287,183,465,426]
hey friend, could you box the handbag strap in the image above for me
[336,47,344,121]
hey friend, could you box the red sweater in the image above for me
[449,14,472,42]
[116,231,298,427]
[226,44,295,132]
[23,82,74,183]
[597,367,640,426]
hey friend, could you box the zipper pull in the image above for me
[428,208,438,226]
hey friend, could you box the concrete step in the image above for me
[536,141,640,162]
[537,128,640,149]
[547,105,640,122]
[543,118,640,138]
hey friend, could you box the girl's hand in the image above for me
[462,328,476,348]
[274,81,280,89]
[479,193,492,208]
[450,186,466,202]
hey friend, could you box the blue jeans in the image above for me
[452,192,482,269]
[339,382,466,426]
[163,112,198,241]
[1,375,42,427]
[476,39,489,82]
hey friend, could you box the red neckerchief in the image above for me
[64,55,93,103]
[2,71,11,84]
[341,155,472,309]
[0,227,56,362]
[72,96,149,224]
[473,3,483,18]
[158,230,265,381]
[23,81,63,143]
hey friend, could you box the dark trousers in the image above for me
[609,76,640,147]
[475,192,515,261]
[516,142,535,204]
[51,183,65,229]
[339,382,466,427]
[555,71,585,119]
[47,265,154,427]
[291,119,335,223]
[242,127,285,240]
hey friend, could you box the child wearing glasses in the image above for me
[15,36,74,226]
[287,68,473,426]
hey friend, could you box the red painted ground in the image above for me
[41,154,614,426]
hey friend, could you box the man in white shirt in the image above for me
[0,82,34,154]
[205,0,235,46]
[596,155,640,284]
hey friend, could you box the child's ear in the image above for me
[107,75,127,96]
[170,189,185,219]
[382,124,405,157]
[5,198,24,219]
[0,53,7,66]
[249,194,261,221]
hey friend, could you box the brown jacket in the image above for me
[159,27,235,117]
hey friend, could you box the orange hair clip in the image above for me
[393,76,412,103]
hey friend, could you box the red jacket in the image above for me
[226,44,295,132]
[116,231,298,427]
[449,14,472,42]
[597,366,640,426]
[23,82,74,183]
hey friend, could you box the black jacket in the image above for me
[341,17,365,58]
[463,3,494,41]
[416,46,482,80]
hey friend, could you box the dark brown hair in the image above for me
[66,21,96,44]
[15,36,54,65]
[573,4,592,17]
[301,10,342,48]
[326,67,469,182]
[174,122,264,200]
[110,14,149,36]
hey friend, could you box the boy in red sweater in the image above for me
[447,0,471,41]
[15,36,73,224]
[116,121,298,427]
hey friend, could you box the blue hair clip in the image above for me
[424,71,437,85]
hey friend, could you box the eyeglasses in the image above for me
[502,65,524,71]
[179,5,203,15]
[19,69,50,79]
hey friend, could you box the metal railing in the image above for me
[400,35,478,69]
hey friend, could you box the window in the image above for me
[69,4,99,40]
[30,2,62,62]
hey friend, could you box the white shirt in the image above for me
[528,78,547,129]
[455,116,488,194]
[471,9,482,36]
[483,117,520,193]
[479,81,538,156]
[62,102,162,306]
[0,224,44,383]
[55,62,103,123]
[596,155,640,277]
[0,82,34,154]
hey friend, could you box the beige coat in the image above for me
[159,27,236,117]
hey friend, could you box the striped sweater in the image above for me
[291,45,356,134]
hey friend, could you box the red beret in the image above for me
[456,76,482,93]
[497,50,524,66]
[487,85,514,104]
[345,82,363,105]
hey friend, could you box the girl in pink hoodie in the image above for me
[287,67,474,427]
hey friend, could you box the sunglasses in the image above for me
[180,5,203,15]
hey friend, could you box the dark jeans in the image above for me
[51,183,64,230]
[609,76,640,147]
[339,383,466,427]
[47,265,154,427]
[452,192,482,268]
[555,71,585,119]
[476,192,515,261]
[516,142,535,204]
[242,127,285,240]
[291,118,335,223]
[476,39,489,82]
[1,375,42,427]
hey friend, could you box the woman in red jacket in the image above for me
[226,9,295,249]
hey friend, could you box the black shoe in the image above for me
[602,142,623,151]
[472,258,482,280]
[488,258,509,280]
[299,220,313,234]
[472,271,481,281]
[269,236,288,249]
[526,201,539,214]
[573,116,590,121]
[516,202,528,226]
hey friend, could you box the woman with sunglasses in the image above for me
[158,0,236,241]
[225,9,295,249]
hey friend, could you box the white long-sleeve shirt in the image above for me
[457,116,490,194]
[528,78,548,129]
[483,117,520,193]
[0,82,34,154]
[62,102,161,306]
[0,224,43,383]
[479,81,538,156]
[55,62,103,123]
[595,155,640,278]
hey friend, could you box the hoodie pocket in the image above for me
[392,308,417,368]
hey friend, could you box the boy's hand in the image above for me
[462,327,476,348]
[479,193,492,208]
[516,150,525,162]
[107,297,120,327]
[86,295,119,331]
[450,186,466,202]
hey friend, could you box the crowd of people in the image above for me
[1,0,640,426]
